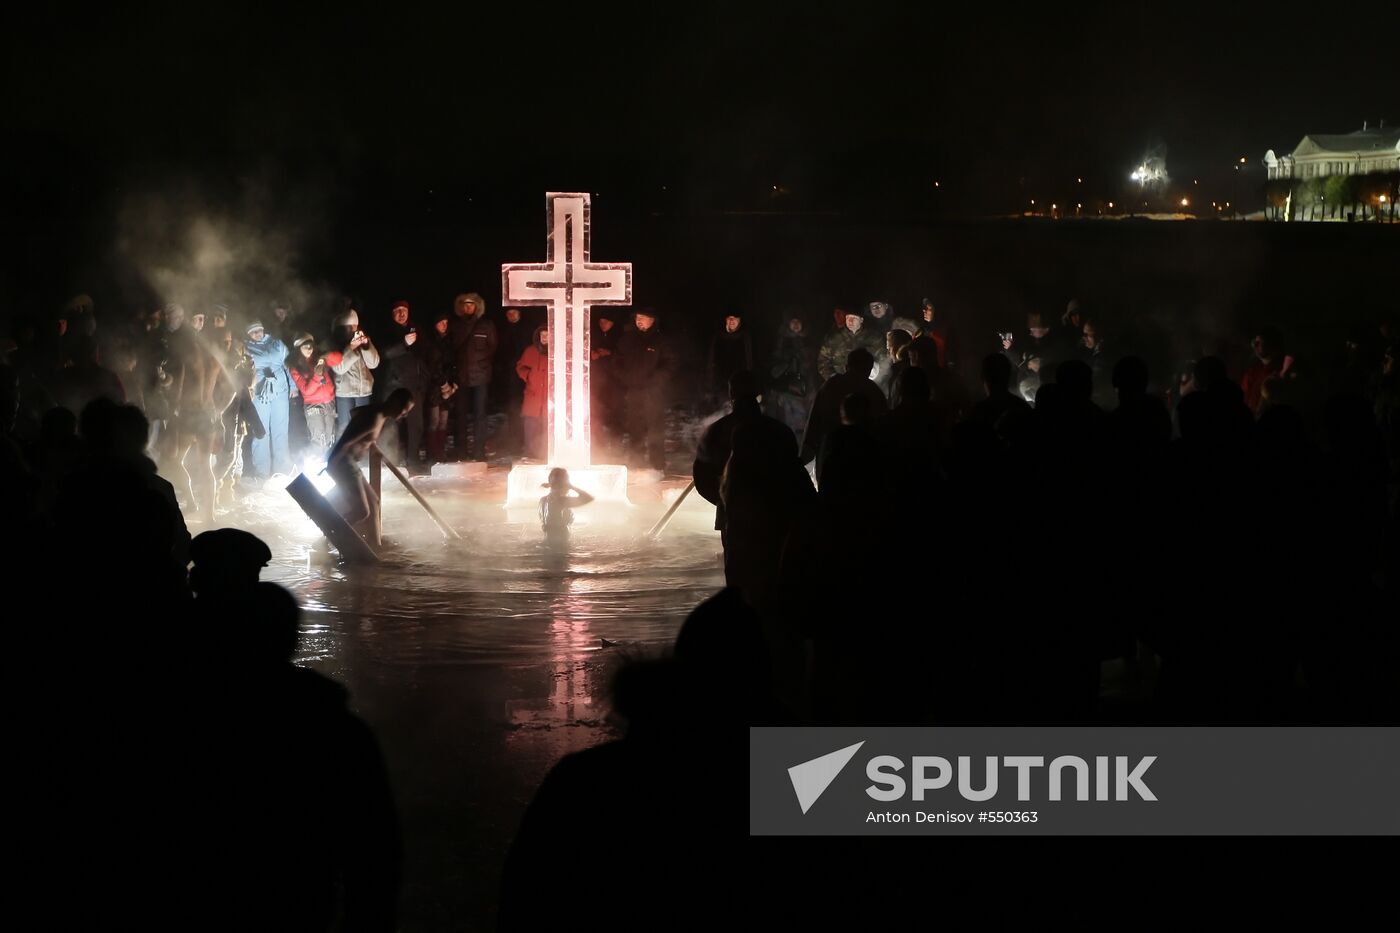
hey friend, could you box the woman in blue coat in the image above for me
[244,320,293,477]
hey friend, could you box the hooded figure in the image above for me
[244,321,293,476]
[515,325,550,459]
[448,292,498,461]
[329,308,380,438]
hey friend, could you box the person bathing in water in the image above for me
[539,467,594,545]
[325,387,415,544]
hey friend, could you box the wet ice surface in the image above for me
[217,469,723,932]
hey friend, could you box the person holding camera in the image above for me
[329,306,380,439]
[289,333,337,463]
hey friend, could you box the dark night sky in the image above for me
[2,1,1397,222]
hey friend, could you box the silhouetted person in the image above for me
[34,405,84,481]
[694,369,796,544]
[720,411,815,606]
[72,397,191,578]
[539,466,594,548]
[969,352,1032,443]
[53,335,124,414]
[801,347,887,464]
[500,594,738,932]
[189,527,273,601]
[878,366,943,485]
[203,583,402,931]
[816,392,889,511]
[1107,356,1169,443]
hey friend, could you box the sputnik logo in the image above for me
[788,741,865,814]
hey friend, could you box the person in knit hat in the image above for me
[289,332,337,462]
[329,306,379,439]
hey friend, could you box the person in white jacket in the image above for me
[329,308,380,437]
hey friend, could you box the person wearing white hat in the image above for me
[330,307,380,438]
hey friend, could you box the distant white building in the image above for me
[1264,123,1400,180]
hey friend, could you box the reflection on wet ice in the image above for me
[217,472,722,930]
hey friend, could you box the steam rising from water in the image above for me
[116,175,332,319]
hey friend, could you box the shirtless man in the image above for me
[163,304,226,522]
[325,388,415,541]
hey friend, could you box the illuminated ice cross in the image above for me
[502,192,632,469]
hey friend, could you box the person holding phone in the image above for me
[381,299,428,471]
[329,306,380,439]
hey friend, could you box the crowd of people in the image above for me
[695,298,1398,727]
[3,291,698,523]
[3,287,1398,927]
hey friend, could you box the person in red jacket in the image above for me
[289,333,338,462]
[516,326,549,460]
[1240,326,1290,417]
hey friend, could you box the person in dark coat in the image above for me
[969,352,1033,444]
[705,312,753,410]
[448,292,497,461]
[495,307,532,457]
[720,417,816,608]
[423,310,459,464]
[198,581,401,932]
[766,315,817,436]
[591,310,623,451]
[616,309,672,471]
[380,300,428,471]
[1002,310,1067,401]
